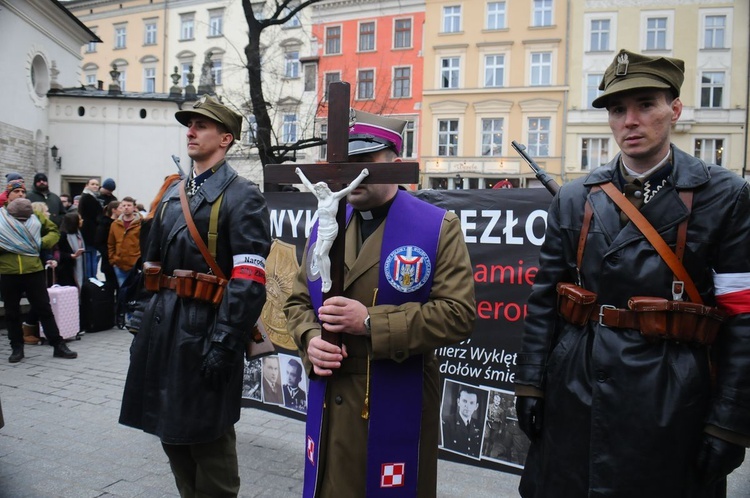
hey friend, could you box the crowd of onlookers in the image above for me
[1,171,145,362]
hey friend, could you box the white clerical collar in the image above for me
[360,210,374,220]
[622,150,671,180]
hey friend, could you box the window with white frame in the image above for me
[484,54,505,87]
[117,68,126,91]
[590,19,610,52]
[86,29,98,53]
[180,14,195,40]
[144,67,156,92]
[324,72,340,100]
[325,26,341,55]
[694,138,724,166]
[703,15,726,49]
[487,2,506,30]
[181,61,193,86]
[285,50,300,78]
[211,58,222,85]
[581,138,609,171]
[442,6,461,33]
[209,10,223,37]
[359,22,375,52]
[282,113,298,143]
[645,17,667,50]
[393,67,411,98]
[440,57,460,89]
[86,73,97,86]
[144,21,157,45]
[357,69,374,99]
[437,119,459,156]
[481,118,503,156]
[319,123,328,160]
[83,64,97,86]
[586,73,603,108]
[282,7,301,28]
[394,18,412,48]
[530,52,551,86]
[700,71,724,108]
[533,0,553,27]
[402,121,416,158]
[527,117,550,156]
[115,25,127,49]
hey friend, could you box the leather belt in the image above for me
[591,305,639,329]
[160,274,177,290]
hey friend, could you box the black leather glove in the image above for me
[201,342,238,390]
[695,433,746,489]
[516,396,544,443]
[127,308,143,335]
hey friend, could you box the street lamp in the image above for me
[50,145,62,170]
[454,173,462,190]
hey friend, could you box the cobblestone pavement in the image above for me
[0,329,747,497]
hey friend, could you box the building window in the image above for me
[359,22,375,52]
[394,18,412,49]
[209,10,223,37]
[304,64,316,92]
[442,6,461,33]
[484,54,505,87]
[86,30,97,53]
[481,118,504,156]
[694,138,723,166]
[402,120,415,158]
[283,7,301,28]
[325,26,341,55]
[117,69,126,91]
[144,22,157,45]
[581,138,609,171]
[437,119,459,156]
[144,67,156,92]
[487,2,506,30]
[357,69,374,100]
[533,0,553,27]
[319,123,328,160]
[530,52,551,86]
[181,62,193,86]
[393,67,411,98]
[282,113,298,143]
[527,117,550,156]
[440,57,460,89]
[211,59,222,85]
[115,25,127,49]
[180,14,195,41]
[285,51,300,78]
[704,15,726,49]
[646,17,667,50]
[590,19,610,52]
[246,115,257,145]
[85,73,97,86]
[324,72,341,100]
[700,71,724,108]
[586,74,603,108]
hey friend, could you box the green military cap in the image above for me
[592,49,685,109]
[175,95,243,142]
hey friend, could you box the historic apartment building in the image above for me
[310,0,425,165]
[565,0,749,181]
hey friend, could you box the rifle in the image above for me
[171,154,186,179]
[511,141,560,196]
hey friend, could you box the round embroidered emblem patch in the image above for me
[384,245,431,293]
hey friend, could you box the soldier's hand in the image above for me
[695,433,745,489]
[201,342,238,390]
[127,308,143,336]
[307,335,348,377]
[516,396,544,443]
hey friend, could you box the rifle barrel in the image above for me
[510,141,560,195]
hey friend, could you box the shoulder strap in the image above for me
[599,181,701,304]
[178,180,226,280]
[208,192,224,260]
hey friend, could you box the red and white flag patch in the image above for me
[307,436,315,465]
[380,463,405,488]
[714,272,750,316]
[231,254,266,284]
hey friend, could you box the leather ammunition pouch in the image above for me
[194,272,228,306]
[628,297,724,345]
[174,270,197,299]
[143,262,162,292]
[556,282,598,326]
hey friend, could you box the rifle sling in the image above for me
[178,179,226,280]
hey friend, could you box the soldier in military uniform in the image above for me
[442,386,483,458]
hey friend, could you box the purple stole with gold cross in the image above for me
[303,190,446,497]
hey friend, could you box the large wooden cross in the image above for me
[264,82,419,344]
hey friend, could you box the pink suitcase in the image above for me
[41,285,80,340]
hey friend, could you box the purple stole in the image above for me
[304,190,446,497]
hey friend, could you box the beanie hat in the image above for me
[33,172,48,184]
[6,178,26,192]
[5,172,23,182]
[7,198,33,221]
[102,178,116,191]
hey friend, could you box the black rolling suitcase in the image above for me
[81,278,116,332]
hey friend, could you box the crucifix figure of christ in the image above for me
[264,81,419,344]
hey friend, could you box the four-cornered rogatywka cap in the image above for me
[592,49,685,109]
[175,95,243,142]
[348,109,407,157]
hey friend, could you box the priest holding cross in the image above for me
[284,106,476,497]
